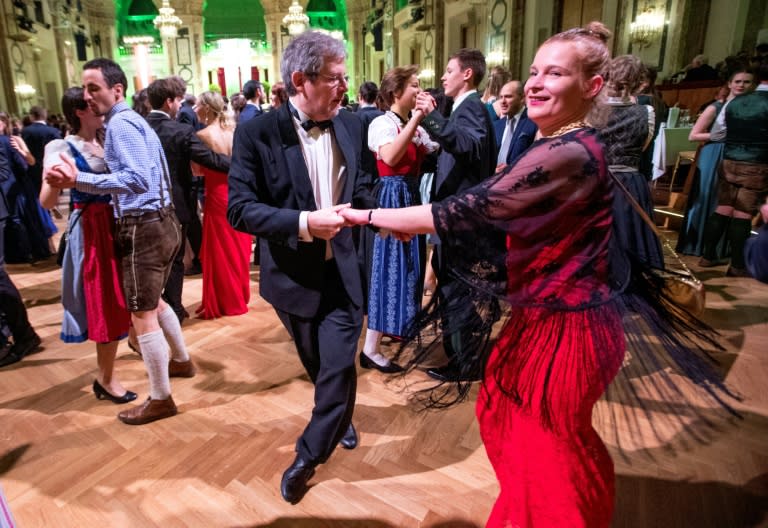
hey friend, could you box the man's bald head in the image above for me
[498,80,524,118]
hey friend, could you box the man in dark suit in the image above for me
[176,92,204,274]
[354,81,384,306]
[238,80,264,124]
[0,135,41,368]
[228,31,376,505]
[146,77,231,322]
[494,80,537,169]
[415,48,498,382]
[176,93,202,131]
[356,81,384,179]
[21,106,61,193]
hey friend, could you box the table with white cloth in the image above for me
[651,125,698,181]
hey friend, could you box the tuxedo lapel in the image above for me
[277,105,316,210]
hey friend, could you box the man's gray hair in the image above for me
[281,31,347,96]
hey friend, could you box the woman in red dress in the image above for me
[193,91,252,319]
[342,23,731,527]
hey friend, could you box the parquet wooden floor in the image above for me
[1,221,767,527]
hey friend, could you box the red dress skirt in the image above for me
[196,166,252,319]
[477,304,625,528]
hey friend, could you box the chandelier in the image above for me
[153,0,182,40]
[283,0,309,36]
[14,83,36,99]
[630,4,665,49]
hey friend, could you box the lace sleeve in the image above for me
[433,130,603,262]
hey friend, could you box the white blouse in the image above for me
[367,111,439,160]
[44,135,107,174]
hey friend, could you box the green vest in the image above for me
[724,89,768,164]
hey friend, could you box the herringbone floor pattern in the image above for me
[1,226,766,527]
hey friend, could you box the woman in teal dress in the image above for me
[677,69,754,257]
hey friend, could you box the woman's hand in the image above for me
[339,208,370,226]
[10,135,35,165]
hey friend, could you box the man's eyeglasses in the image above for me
[308,72,350,87]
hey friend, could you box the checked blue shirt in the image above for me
[75,100,173,217]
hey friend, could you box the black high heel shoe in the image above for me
[359,351,404,373]
[92,380,138,404]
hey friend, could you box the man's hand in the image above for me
[415,92,436,116]
[45,152,78,189]
[307,203,349,240]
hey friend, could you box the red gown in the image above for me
[432,129,626,527]
[196,166,252,319]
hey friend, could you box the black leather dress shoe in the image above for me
[0,333,41,368]
[339,423,358,450]
[280,454,316,504]
[426,363,481,383]
[359,351,404,373]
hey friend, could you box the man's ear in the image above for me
[113,82,125,100]
[462,67,474,84]
[291,71,306,95]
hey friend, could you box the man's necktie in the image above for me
[497,116,515,165]
[301,119,333,131]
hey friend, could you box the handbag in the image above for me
[610,172,706,316]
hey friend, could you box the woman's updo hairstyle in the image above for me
[197,90,230,128]
[605,55,645,99]
[543,21,612,82]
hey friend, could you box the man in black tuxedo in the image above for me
[415,48,497,382]
[493,80,537,169]
[146,77,231,322]
[228,31,376,504]
[0,135,40,367]
[21,106,61,193]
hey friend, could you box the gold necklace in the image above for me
[546,120,590,138]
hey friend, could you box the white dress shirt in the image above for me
[291,100,346,258]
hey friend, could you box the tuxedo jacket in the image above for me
[21,122,61,190]
[227,104,376,318]
[421,92,496,201]
[493,109,538,165]
[146,112,230,223]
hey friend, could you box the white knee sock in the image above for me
[158,305,190,362]
[362,328,390,366]
[138,329,171,400]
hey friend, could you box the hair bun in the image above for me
[584,21,611,43]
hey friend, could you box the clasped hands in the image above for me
[309,204,412,242]
[44,152,79,189]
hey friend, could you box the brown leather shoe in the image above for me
[169,359,196,378]
[118,396,177,425]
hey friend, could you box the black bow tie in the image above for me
[301,119,333,131]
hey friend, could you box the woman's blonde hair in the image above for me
[197,90,232,128]
[543,21,612,82]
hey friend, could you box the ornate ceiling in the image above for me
[81,0,374,20]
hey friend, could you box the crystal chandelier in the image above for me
[14,83,36,99]
[630,4,665,49]
[153,0,182,40]
[282,0,309,36]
